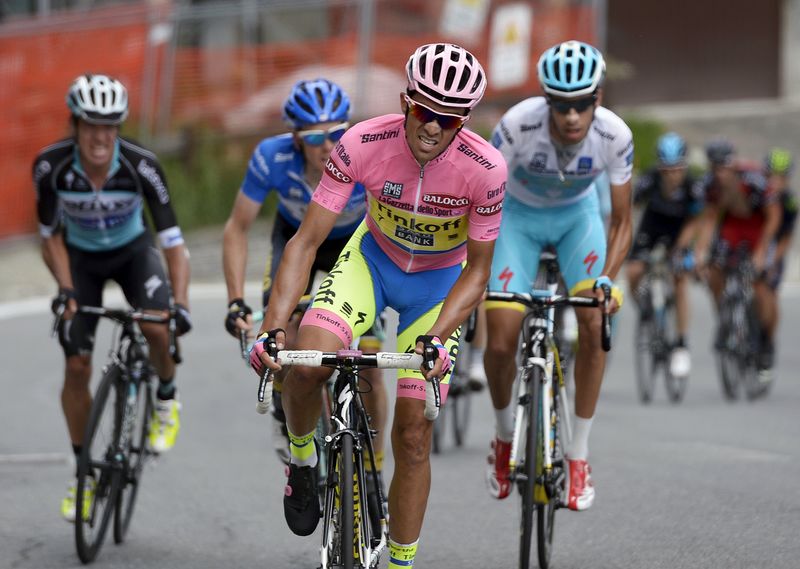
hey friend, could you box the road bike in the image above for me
[256,348,438,569]
[53,305,180,564]
[432,308,479,453]
[486,255,610,569]
[715,249,766,400]
[633,242,687,403]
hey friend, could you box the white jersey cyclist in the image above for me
[492,96,633,208]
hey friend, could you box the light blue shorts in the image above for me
[488,192,607,296]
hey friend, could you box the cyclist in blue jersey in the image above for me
[221,79,387,470]
[35,74,191,522]
[484,41,633,511]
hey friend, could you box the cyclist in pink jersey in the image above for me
[251,43,506,568]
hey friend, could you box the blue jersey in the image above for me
[241,134,366,239]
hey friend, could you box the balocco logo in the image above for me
[324,160,352,184]
[422,194,469,208]
[475,201,503,216]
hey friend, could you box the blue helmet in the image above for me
[283,79,350,129]
[705,138,735,166]
[537,40,605,98]
[656,132,687,167]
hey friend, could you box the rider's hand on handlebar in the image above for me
[174,303,192,335]
[592,276,622,314]
[51,287,77,320]
[249,328,285,376]
[415,335,451,380]
[225,298,253,338]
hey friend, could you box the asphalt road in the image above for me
[1,284,799,569]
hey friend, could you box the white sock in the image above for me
[567,416,593,461]
[494,403,514,442]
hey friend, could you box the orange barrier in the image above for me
[0,2,595,239]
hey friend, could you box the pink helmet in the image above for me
[406,43,487,110]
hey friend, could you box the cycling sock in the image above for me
[567,416,593,461]
[495,403,515,442]
[288,429,317,468]
[157,377,176,400]
[388,538,418,568]
[366,449,384,472]
[470,347,485,367]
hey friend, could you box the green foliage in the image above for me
[622,116,666,174]
[157,128,276,231]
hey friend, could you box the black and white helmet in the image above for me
[66,74,129,125]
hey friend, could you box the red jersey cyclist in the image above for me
[694,139,782,384]
[251,44,506,568]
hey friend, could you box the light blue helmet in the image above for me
[537,40,605,98]
[282,79,350,129]
[656,132,688,167]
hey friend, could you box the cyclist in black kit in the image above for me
[626,132,704,380]
[34,74,191,522]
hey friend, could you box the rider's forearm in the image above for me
[164,244,191,307]
[222,220,249,302]
[755,204,781,254]
[601,213,632,281]
[774,235,792,262]
[260,237,315,333]
[41,234,74,290]
[427,262,489,342]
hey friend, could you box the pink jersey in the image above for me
[313,114,507,273]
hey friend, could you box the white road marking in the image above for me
[0,282,257,321]
[0,453,70,465]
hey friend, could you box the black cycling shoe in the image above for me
[284,463,321,536]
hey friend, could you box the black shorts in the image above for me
[262,215,384,344]
[261,215,352,307]
[58,233,171,357]
[629,210,686,262]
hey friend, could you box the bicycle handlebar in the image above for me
[52,305,182,363]
[255,350,439,420]
[485,290,612,352]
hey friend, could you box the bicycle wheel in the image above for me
[519,366,541,569]
[634,313,658,404]
[114,376,153,544]
[339,433,355,569]
[452,381,472,448]
[75,365,124,564]
[536,380,561,569]
[716,301,743,401]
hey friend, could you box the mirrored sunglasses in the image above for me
[403,94,469,130]
[547,95,597,115]
[297,122,349,146]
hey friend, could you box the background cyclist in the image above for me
[694,139,782,384]
[763,148,797,291]
[625,132,704,380]
[484,40,633,511]
[251,43,506,569]
[221,79,387,472]
[35,74,191,522]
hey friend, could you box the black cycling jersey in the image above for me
[777,189,798,241]
[633,168,704,220]
[34,137,183,252]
